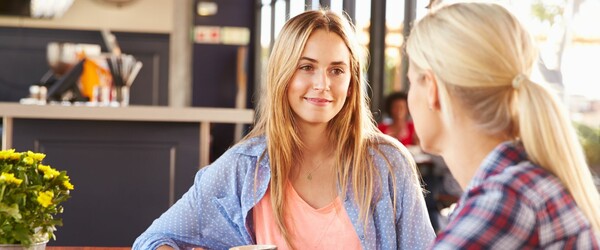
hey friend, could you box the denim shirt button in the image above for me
[360,235,365,240]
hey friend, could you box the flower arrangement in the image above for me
[0,149,74,246]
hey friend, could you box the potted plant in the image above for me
[575,123,600,191]
[0,149,74,249]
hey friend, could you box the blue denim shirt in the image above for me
[133,136,435,250]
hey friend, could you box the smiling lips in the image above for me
[304,97,332,106]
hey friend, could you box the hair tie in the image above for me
[512,74,526,89]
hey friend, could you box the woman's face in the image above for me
[407,61,442,153]
[287,29,351,128]
[390,99,408,122]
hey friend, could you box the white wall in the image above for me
[0,0,174,33]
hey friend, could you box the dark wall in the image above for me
[192,0,256,161]
[0,27,169,106]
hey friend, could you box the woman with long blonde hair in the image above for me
[134,9,434,250]
[406,2,600,248]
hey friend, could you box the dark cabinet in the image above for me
[11,119,199,246]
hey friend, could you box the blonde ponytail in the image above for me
[516,77,600,231]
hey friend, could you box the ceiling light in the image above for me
[197,1,218,16]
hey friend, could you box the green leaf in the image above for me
[0,203,21,220]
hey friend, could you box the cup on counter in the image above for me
[229,245,277,250]
[111,85,130,106]
[91,85,112,106]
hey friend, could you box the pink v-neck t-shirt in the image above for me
[253,182,362,250]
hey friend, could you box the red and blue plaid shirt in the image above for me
[430,141,600,249]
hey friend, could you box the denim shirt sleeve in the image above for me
[352,143,435,250]
[393,149,436,248]
[380,144,436,249]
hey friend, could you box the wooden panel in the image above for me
[12,119,199,246]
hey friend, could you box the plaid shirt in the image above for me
[430,141,600,249]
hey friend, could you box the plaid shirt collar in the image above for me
[460,140,529,203]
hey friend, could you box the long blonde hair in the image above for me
[406,2,600,232]
[244,9,419,246]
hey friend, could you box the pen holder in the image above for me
[111,86,130,106]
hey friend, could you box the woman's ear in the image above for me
[423,71,440,111]
[346,86,350,99]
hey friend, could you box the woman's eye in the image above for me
[331,68,344,75]
[299,65,313,71]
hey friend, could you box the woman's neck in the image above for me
[291,123,337,209]
[298,123,330,153]
[440,121,505,190]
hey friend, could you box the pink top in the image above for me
[253,182,362,250]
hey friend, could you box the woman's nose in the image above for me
[312,70,330,91]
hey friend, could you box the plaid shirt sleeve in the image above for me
[431,183,539,250]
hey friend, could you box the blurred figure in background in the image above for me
[378,92,417,146]
[406,2,600,248]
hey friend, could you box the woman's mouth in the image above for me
[304,97,332,105]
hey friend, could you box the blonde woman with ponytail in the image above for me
[134,9,434,250]
[406,2,600,249]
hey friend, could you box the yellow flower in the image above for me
[38,164,60,179]
[0,149,14,160]
[0,149,21,160]
[0,172,23,185]
[63,180,74,190]
[36,191,54,208]
[9,152,21,160]
[38,164,49,171]
[22,156,34,165]
[27,151,46,161]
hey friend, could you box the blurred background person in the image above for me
[378,91,417,146]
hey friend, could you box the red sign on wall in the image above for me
[194,26,220,44]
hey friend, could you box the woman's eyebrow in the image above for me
[299,56,317,63]
[299,56,347,66]
[331,61,348,66]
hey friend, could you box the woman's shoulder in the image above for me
[367,134,422,197]
[369,133,408,154]
[368,134,415,171]
[226,135,267,157]
[202,136,266,173]
[480,161,569,208]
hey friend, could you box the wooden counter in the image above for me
[0,102,254,167]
